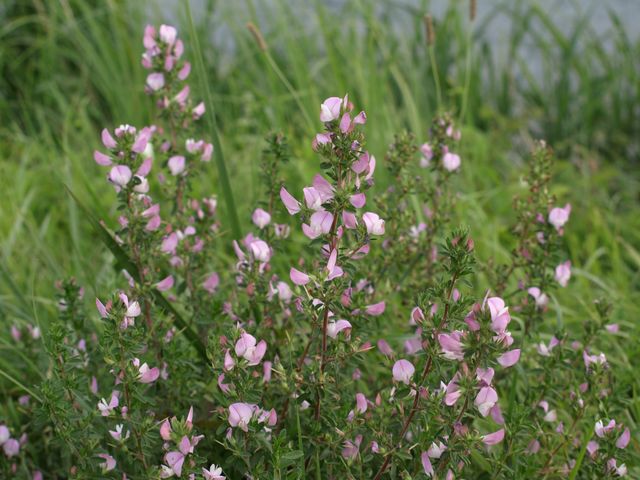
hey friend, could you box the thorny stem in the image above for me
[373,273,459,479]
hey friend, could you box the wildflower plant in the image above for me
[0,22,633,480]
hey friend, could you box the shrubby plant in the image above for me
[1,24,632,479]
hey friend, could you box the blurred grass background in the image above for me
[0,0,639,465]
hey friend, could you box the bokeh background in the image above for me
[1,0,639,450]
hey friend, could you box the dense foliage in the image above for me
[0,21,635,479]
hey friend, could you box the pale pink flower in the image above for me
[497,349,521,367]
[146,72,165,91]
[156,275,174,291]
[363,212,385,235]
[475,386,498,417]
[428,441,447,459]
[280,187,301,215]
[164,436,191,477]
[235,332,267,365]
[392,359,415,384]
[109,165,132,187]
[341,435,362,459]
[159,24,177,45]
[365,301,386,316]
[421,451,434,477]
[109,424,130,442]
[101,128,117,149]
[487,296,511,334]
[442,152,461,171]
[290,267,310,286]
[137,361,160,384]
[202,464,226,480]
[228,403,256,432]
[0,425,9,444]
[252,208,271,229]
[327,320,352,339]
[616,428,630,449]
[595,419,616,438]
[202,272,220,293]
[320,96,342,122]
[98,391,119,416]
[302,210,334,239]
[555,261,571,287]
[168,155,186,175]
[438,331,464,360]
[548,204,571,231]
[97,453,116,472]
[527,287,548,308]
[482,429,505,446]
[249,239,271,263]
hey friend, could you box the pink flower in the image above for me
[497,349,521,367]
[365,301,386,316]
[583,350,607,369]
[427,441,447,459]
[410,306,425,325]
[442,152,461,171]
[527,439,541,455]
[475,386,498,417]
[235,332,267,365]
[132,127,152,153]
[202,273,220,293]
[355,393,367,414]
[249,239,271,263]
[156,275,174,291]
[302,210,334,239]
[342,211,358,229]
[193,101,205,119]
[616,428,630,449]
[438,331,464,360]
[377,339,393,356]
[94,150,112,166]
[325,248,344,280]
[109,165,132,187]
[228,403,256,432]
[109,424,130,442]
[312,175,335,202]
[101,128,117,149]
[362,212,385,235]
[421,451,434,477]
[159,24,177,45]
[164,436,191,477]
[303,187,323,210]
[252,208,271,229]
[420,143,433,167]
[487,296,511,334]
[97,391,119,416]
[320,96,342,122]
[476,367,495,385]
[392,359,415,384]
[168,155,186,176]
[595,419,616,438]
[548,204,571,231]
[96,298,109,318]
[482,429,505,446]
[97,453,116,472]
[202,464,226,480]
[350,193,366,208]
[327,320,352,339]
[280,187,301,215]
[444,375,462,406]
[341,435,362,460]
[354,111,366,124]
[527,287,548,307]
[290,267,310,286]
[555,261,571,287]
[0,425,9,444]
[137,361,160,383]
[146,72,165,91]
